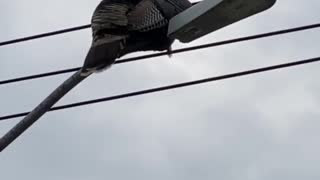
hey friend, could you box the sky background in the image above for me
[1,0,320,179]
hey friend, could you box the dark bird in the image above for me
[80,0,192,76]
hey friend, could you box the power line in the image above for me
[1,23,320,86]
[1,56,319,122]
[0,25,91,47]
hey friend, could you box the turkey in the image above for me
[80,0,192,76]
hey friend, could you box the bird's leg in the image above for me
[167,45,173,58]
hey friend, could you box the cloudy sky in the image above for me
[1,0,320,179]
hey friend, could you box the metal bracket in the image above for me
[168,0,276,43]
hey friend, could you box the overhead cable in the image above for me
[1,23,320,86]
[0,56,319,121]
[0,25,91,47]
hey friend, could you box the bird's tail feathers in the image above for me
[80,35,126,77]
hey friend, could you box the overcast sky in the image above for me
[1,0,320,179]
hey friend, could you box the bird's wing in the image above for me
[91,1,130,38]
[127,0,168,32]
[152,0,192,19]
[127,0,192,32]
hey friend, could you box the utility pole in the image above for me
[0,71,89,152]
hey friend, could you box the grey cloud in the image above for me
[1,0,320,179]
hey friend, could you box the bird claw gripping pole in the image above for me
[0,71,89,152]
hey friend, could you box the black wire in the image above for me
[1,56,319,121]
[1,23,320,86]
[0,25,91,47]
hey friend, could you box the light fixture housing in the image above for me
[168,0,276,43]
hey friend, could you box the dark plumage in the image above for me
[80,0,192,76]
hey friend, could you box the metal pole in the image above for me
[0,71,89,152]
